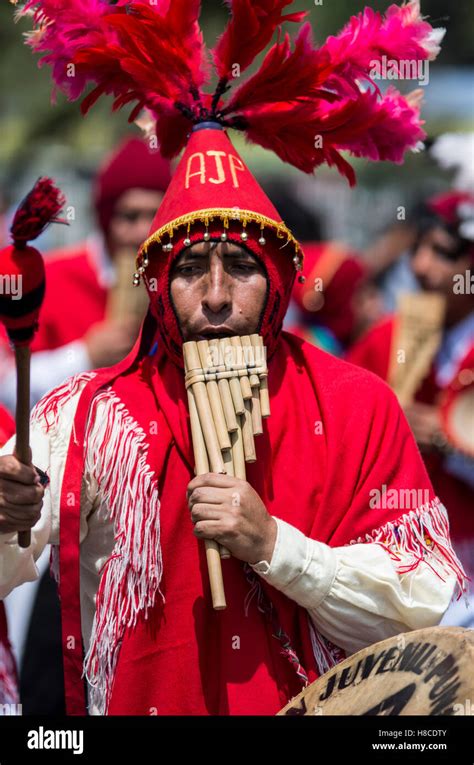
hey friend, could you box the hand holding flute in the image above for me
[183,334,271,610]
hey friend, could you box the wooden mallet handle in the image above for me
[14,346,32,549]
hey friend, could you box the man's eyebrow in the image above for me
[177,248,256,261]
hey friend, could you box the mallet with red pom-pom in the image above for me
[0,177,67,548]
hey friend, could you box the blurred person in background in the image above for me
[348,190,474,626]
[289,242,368,354]
[265,181,370,354]
[363,132,474,317]
[0,137,171,410]
[364,218,419,314]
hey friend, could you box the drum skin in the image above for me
[278,627,474,716]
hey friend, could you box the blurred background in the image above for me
[0,0,473,249]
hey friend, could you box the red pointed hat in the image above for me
[135,121,302,364]
[21,1,445,364]
[139,123,299,257]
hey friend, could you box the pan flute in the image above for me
[183,334,270,610]
[388,292,446,407]
[106,247,149,324]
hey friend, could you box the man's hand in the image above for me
[404,403,443,450]
[187,473,277,565]
[85,317,140,369]
[0,456,44,535]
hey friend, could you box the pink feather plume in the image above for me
[22,1,208,118]
[212,0,307,80]
[18,0,443,183]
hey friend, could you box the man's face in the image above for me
[170,240,268,341]
[411,225,471,295]
[107,188,164,254]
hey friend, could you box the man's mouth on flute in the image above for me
[169,240,268,342]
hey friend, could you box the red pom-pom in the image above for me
[10,177,66,245]
[0,244,46,346]
[0,177,65,346]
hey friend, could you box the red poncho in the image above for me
[35,310,464,716]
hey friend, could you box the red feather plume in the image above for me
[212,0,307,80]
[18,1,444,184]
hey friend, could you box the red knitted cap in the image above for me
[93,137,172,234]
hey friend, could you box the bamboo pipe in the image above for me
[186,384,209,475]
[241,400,257,462]
[195,340,233,560]
[231,424,246,480]
[208,339,239,432]
[250,334,270,417]
[251,386,263,436]
[184,343,225,474]
[241,335,263,435]
[219,449,233,559]
[197,340,231,450]
[220,338,245,415]
[242,335,260,388]
[201,343,234,559]
[186,355,230,562]
[184,342,226,610]
[230,336,253,400]
[106,247,149,324]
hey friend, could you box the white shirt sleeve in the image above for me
[0,340,93,411]
[250,516,458,656]
[0,379,93,599]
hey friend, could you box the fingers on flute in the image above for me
[188,486,225,508]
[190,504,222,524]
[193,519,226,539]
[187,472,239,498]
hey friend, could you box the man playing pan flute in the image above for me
[0,1,466,715]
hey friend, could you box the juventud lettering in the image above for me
[27,726,84,755]
[278,628,474,716]
[319,642,460,714]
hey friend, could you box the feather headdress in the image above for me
[19,0,444,185]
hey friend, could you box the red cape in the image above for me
[32,315,464,715]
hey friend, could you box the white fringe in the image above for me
[82,387,164,715]
[349,498,469,601]
[31,371,97,434]
[308,618,345,676]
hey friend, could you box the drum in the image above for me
[278,627,474,716]
[441,350,474,458]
